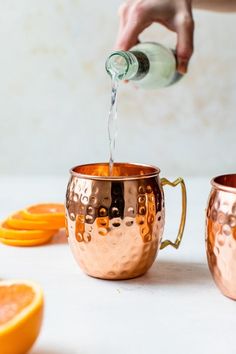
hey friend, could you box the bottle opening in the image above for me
[105,52,130,80]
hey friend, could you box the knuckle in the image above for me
[177,12,194,28]
[118,3,128,17]
[179,46,193,60]
[178,41,194,59]
[131,0,147,18]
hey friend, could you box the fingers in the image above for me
[175,13,194,74]
[116,2,129,42]
[115,1,151,50]
[115,0,195,74]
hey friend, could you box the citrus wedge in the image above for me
[0,234,53,247]
[0,222,57,240]
[0,279,43,354]
[21,203,65,222]
[6,211,65,230]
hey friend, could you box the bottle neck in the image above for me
[105,50,149,81]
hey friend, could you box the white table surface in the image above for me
[0,176,235,354]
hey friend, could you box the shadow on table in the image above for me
[123,259,212,287]
[31,350,64,354]
[50,230,68,245]
[31,348,79,354]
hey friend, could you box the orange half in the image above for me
[21,203,65,223]
[6,211,65,230]
[0,279,43,354]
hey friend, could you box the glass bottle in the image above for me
[105,42,182,89]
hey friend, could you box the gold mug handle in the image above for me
[160,177,187,250]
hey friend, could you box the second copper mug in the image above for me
[206,174,236,300]
[65,162,187,280]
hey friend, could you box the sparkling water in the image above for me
[108,74,119,176]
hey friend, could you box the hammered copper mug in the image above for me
[206,174,236,300]
[65,162,187,280]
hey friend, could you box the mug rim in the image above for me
[211,173,236,194]
[70,162,160,181]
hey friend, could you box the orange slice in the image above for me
[6,211,65,230]
[0,279,43,354]
[0,222,57,240]
[21,203,65,223]
[0,235,53,247]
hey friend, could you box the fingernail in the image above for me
[178,59,188,74]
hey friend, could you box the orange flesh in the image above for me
[0,285,34,325]
[27,204,64,214]
[11,214,22,220]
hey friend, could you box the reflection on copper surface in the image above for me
[206,174,236,300]
[136,190,156,243]
[66,163,186,280]
[75,214,85,242]
[65,214,69,238]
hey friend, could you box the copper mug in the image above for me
[65,163,187,280]
[206,174,236,300]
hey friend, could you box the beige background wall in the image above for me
[0,0,235,176]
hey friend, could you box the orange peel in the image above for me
[6,211,65,230]
[0,221,57,240]
[0,234,53,247]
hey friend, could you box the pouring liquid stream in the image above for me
[108,74,119,176]
[106,43,183,176]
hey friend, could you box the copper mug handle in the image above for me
[160,177,187,250]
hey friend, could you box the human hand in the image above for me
[115,0,194,74]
